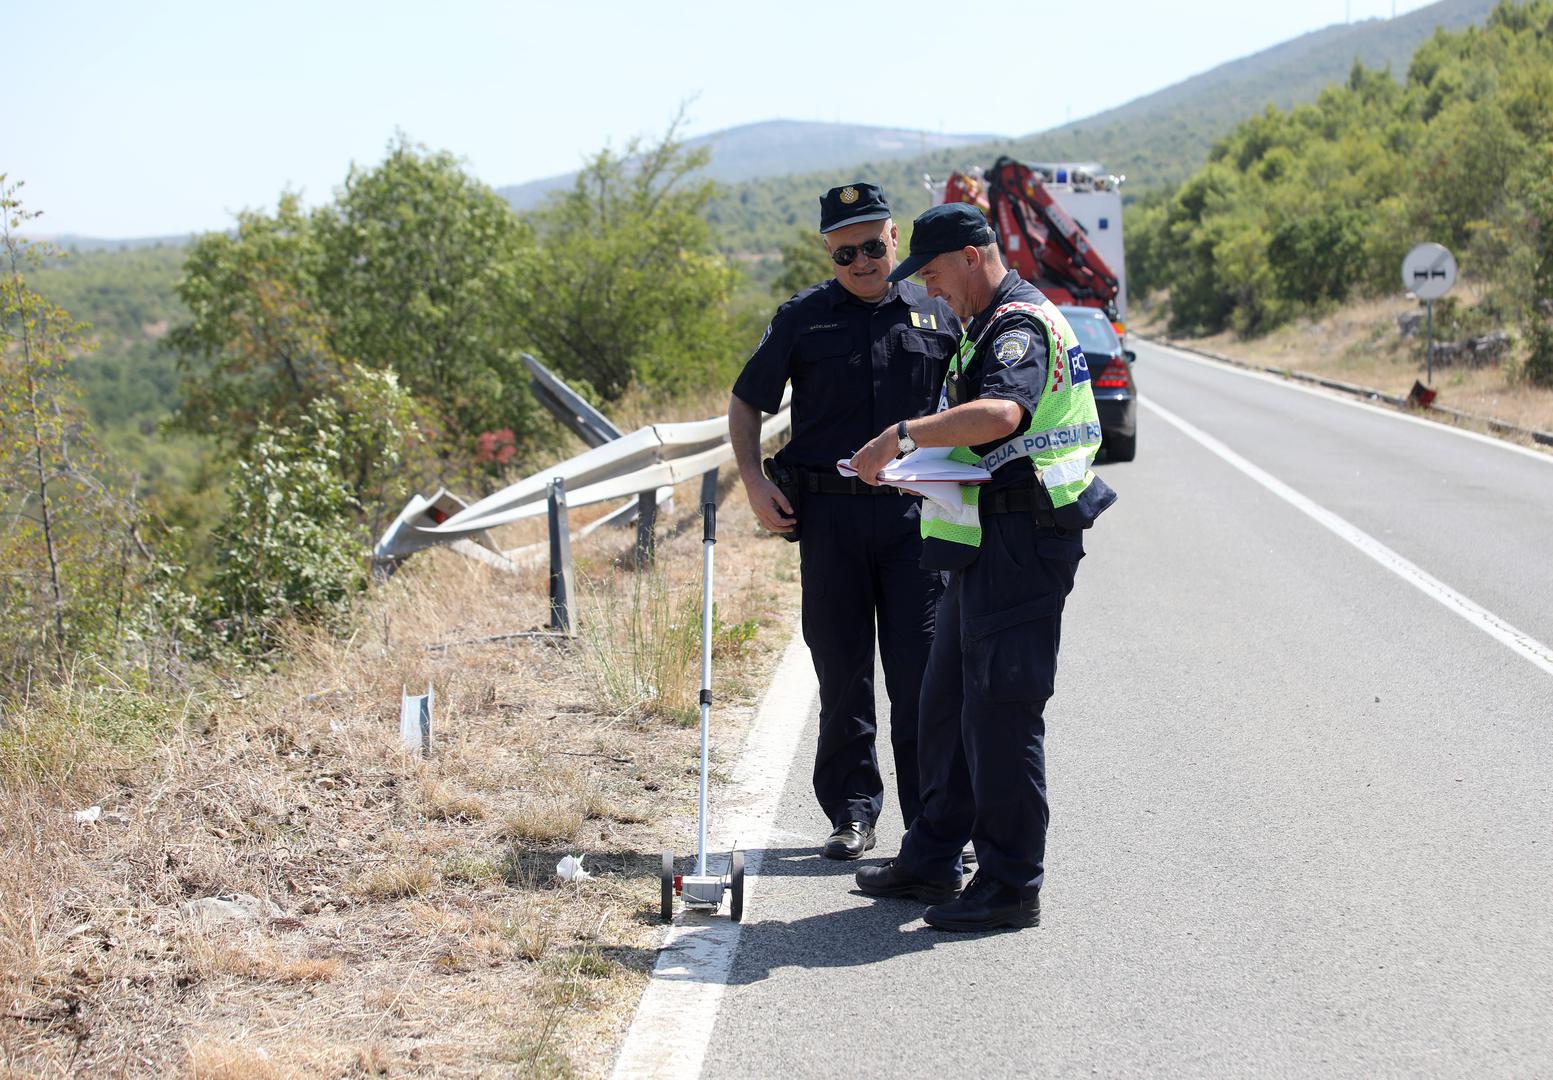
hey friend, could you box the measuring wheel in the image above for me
[729,849,745,923]
[660,852,674,923]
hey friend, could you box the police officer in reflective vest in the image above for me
[729,184,960,859]
[849,202,1117,930]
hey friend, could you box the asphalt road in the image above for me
[693,342,1553,1078]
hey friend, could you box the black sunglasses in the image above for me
[829,238,889,266]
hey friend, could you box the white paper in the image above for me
[836,446,991,485]
[836,447,989,519]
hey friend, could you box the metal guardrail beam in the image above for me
[376,383,792,564]
[523,353,624,449]
[418,397,791,539]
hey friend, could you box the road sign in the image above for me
[1402,243,1457,300]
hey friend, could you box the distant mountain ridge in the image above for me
[706,0,1500,251]
[495,119,1001,211]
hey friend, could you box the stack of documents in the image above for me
[836,447,991,519]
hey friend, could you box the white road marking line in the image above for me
[1145,340,1553,465]
[610,628,818,1080]
[1144,397,1553,678]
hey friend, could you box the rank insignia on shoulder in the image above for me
[910,311,938,330]
[993,329,1032,366]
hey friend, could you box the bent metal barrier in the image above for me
[373,387,794,574]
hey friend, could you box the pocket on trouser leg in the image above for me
[964,598,1063,704]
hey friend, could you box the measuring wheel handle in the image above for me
[729,849,745,923]
[660,852,674,923]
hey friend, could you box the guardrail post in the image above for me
[634,491,657,569]
[699,467,719,512]
[548,477,575,635]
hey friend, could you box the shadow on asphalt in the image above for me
[719,846,982,985]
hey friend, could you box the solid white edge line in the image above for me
[1143,339,1553,465]
[1143,396,1553,678]
[610,627,818,1080]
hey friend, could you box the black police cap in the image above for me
[819,183,891,234]
[887,203,996,282]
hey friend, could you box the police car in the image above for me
[1059,305,1137,462]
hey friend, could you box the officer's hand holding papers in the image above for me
[836,447,991,520]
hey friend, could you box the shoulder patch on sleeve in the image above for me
[756,321,773,350]
[992,328,1032,366]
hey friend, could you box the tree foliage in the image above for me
[168,138,534,468]
[315,138,534,444]
[205,365,414,657]
[1131,0,1553,382]
[1,181,190,695]
[516,122,741,401]
[168,194,336,450]
[771,229,833,299]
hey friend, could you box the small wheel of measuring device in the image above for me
[729,849,745,923]
[660,852,674,923]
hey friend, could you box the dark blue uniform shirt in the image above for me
[733,279,960,469]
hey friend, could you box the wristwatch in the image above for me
[895,419,917,457]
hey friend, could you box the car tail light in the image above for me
[1094,357,1131,389]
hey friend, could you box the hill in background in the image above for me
[496,119,1002,212]
[706,0,1499,251]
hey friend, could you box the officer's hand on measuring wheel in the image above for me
[849,426,901,486]
[747,476,797,535]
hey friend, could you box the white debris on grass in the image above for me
[556,854,592,882]
[73,805,102,824]
[179,892,284,927]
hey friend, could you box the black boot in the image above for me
[923,870,1039,931]
[822,821,876,860]
[855,861,962,904]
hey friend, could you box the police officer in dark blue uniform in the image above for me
[728,183,960,859]
[849,203,1116,929]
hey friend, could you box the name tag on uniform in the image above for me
[910,311,938,331]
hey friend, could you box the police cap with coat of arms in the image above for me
[819,182,892,233]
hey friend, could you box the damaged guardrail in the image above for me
[374,369,792,571]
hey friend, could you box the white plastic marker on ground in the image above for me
[1144,396,1553,678]
[611,628,819,1080]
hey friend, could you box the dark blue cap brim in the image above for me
[887,250,937,283]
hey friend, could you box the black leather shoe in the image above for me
[822,821,876,860]
[923,871,1039,931]
[855,861,962,904]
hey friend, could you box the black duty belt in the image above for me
[796,468,903,496]
[981,484,1058,527]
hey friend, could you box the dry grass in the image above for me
[1141,292,1553,445]
[0,462,801,1077]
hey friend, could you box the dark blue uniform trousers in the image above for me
[895,511,1082,893]
[799,491,941,830]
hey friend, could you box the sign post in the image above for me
[1401,243,1457,384]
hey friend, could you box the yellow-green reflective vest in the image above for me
[920,298,1109,568]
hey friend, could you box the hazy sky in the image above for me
[8,0,1439,238]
